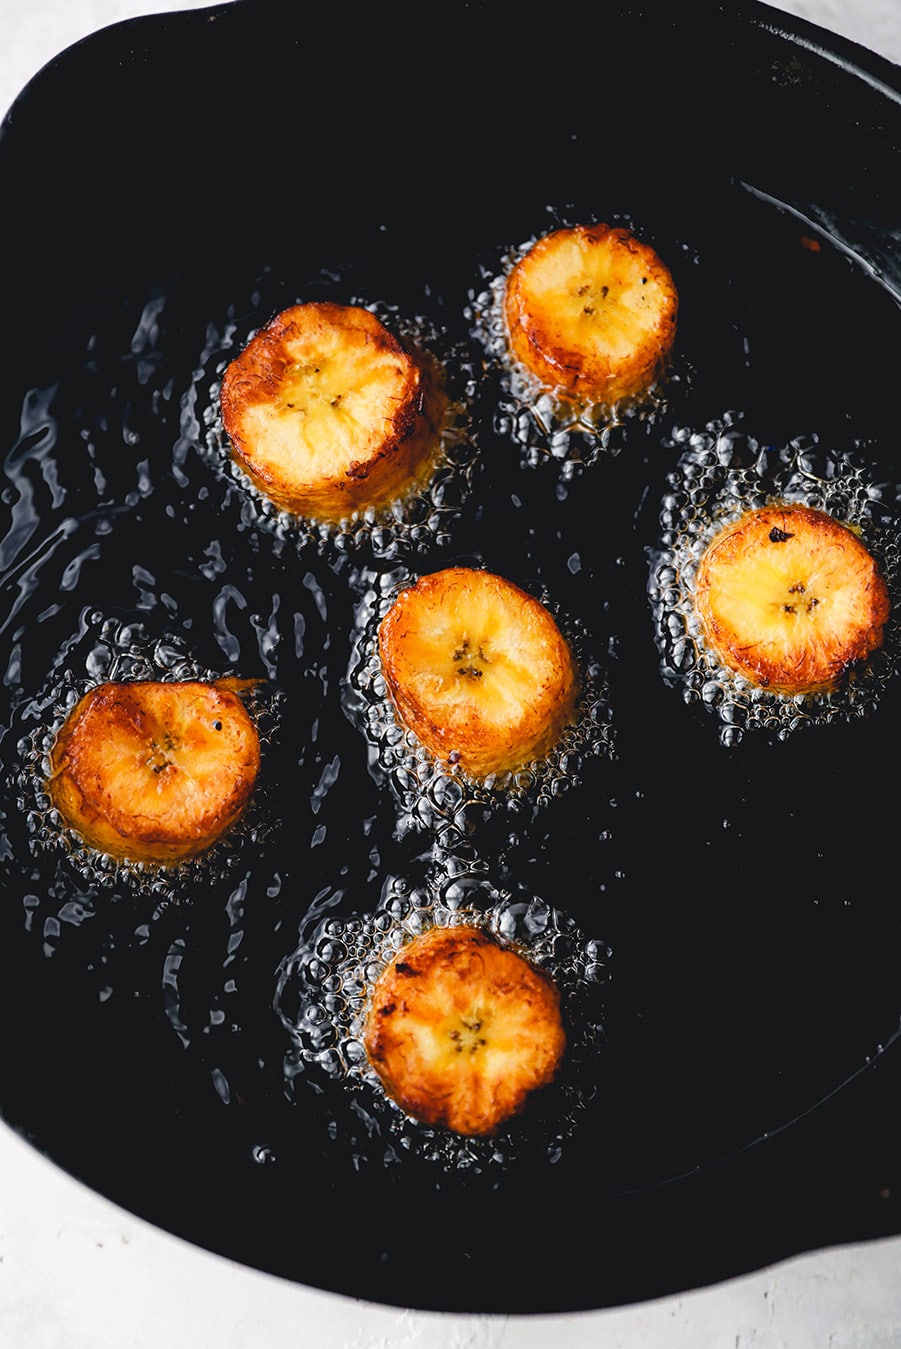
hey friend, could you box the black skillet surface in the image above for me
[2,0,901,1315]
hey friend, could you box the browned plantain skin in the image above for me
[48,680,261,864]
[695,504,890,694]
[363,925,566,1136]
[504,222,678,406]
[220,301,446,522]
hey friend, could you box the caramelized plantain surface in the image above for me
[504,223,678,407]
[48,680,261,864]
[695,504,890,694]
[220,301,446,522]
[363,924,566,1136]
[378,566,579,779]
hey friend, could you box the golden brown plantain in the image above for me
[378,566,579,779]
[504,222,678,407]
[48,679,261,864]
[220,301,446,522]
[363,924,566,1136]
[694,503,890,694]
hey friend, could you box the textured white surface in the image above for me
[768,0,901,63]
[1,2,901,1345]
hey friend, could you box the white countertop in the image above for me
[2,2,901,1345]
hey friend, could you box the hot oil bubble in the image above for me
[467,218,687,472]
[648,416,901,744]
[274,865,610,1173]
[342,565,615,845]
[183,293,481,562]
[14,612,281,902]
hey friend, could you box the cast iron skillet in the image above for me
[1,0,901,1314]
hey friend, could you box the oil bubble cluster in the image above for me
[184,298,481,562]
[15,612,279,898]
[343,565,615,844]
[648,416,901,745]
[274,865,610,1173]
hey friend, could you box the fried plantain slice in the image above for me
[220,301,446,523]
[48,680,261,864]
[694,503,890,694]
[504,222,678,407]
[363,924,566,1136]
[378,566,579,779]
